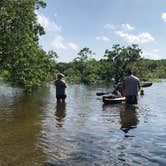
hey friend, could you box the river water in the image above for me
[0,81,166,166]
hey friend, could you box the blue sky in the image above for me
[37,0,166,62]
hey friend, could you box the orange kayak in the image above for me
[103,93,126,104]
[103,97,126,104]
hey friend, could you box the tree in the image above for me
[104,44,142,83]
[0,0,56,91]
[74,47,95,62]
[73,47,96,83]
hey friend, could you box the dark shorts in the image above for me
[56,95,66,100]
[126,95,138,104]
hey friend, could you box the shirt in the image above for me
[123,75,140,96]
[55,79,67,96]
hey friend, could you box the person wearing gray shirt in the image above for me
[122,70,140,104]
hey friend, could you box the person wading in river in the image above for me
[55,73,67,102]
[122,69,140,104]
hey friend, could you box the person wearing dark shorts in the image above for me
[55,73,67,102]
[126,95,138,104]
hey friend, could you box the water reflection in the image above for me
[102,103,121,112]
[55,101,66,127]
[0,82,166,165]
[0,84,50,165]
[120,104,139,135]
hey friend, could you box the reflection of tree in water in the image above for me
[55,101,66,127]
[0,85,50,165]
[120,105,139,134]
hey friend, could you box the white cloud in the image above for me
[104,24,116,30]
[161,12,166,22]
[36,12,80,51]
[116,31,154,44]
[68,42,79,50]
[121,24,134,32]
[143,50,161,60]
[51,36,79,50]
[36,12,61,32]
[103,23,154,44]
[104,23,134,32]
[96,36,110,42]
[51,36,66,49]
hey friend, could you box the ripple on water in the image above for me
[0,83,166,165]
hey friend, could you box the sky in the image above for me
[37,0,166,62]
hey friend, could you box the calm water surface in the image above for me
[0,81,166,166]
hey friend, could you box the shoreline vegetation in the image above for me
[0,1,166,92]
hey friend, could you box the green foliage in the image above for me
[104,44,142,83]
[72,47,97,83]
[0,0,165,91]
[74,47,95,62]
[55,45,166,85]
[0,0,57,91]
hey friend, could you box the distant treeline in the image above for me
[0,1,165,91]
[55,46,166,84]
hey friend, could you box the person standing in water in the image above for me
[122,69,140,104]
[55,73,67,102]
